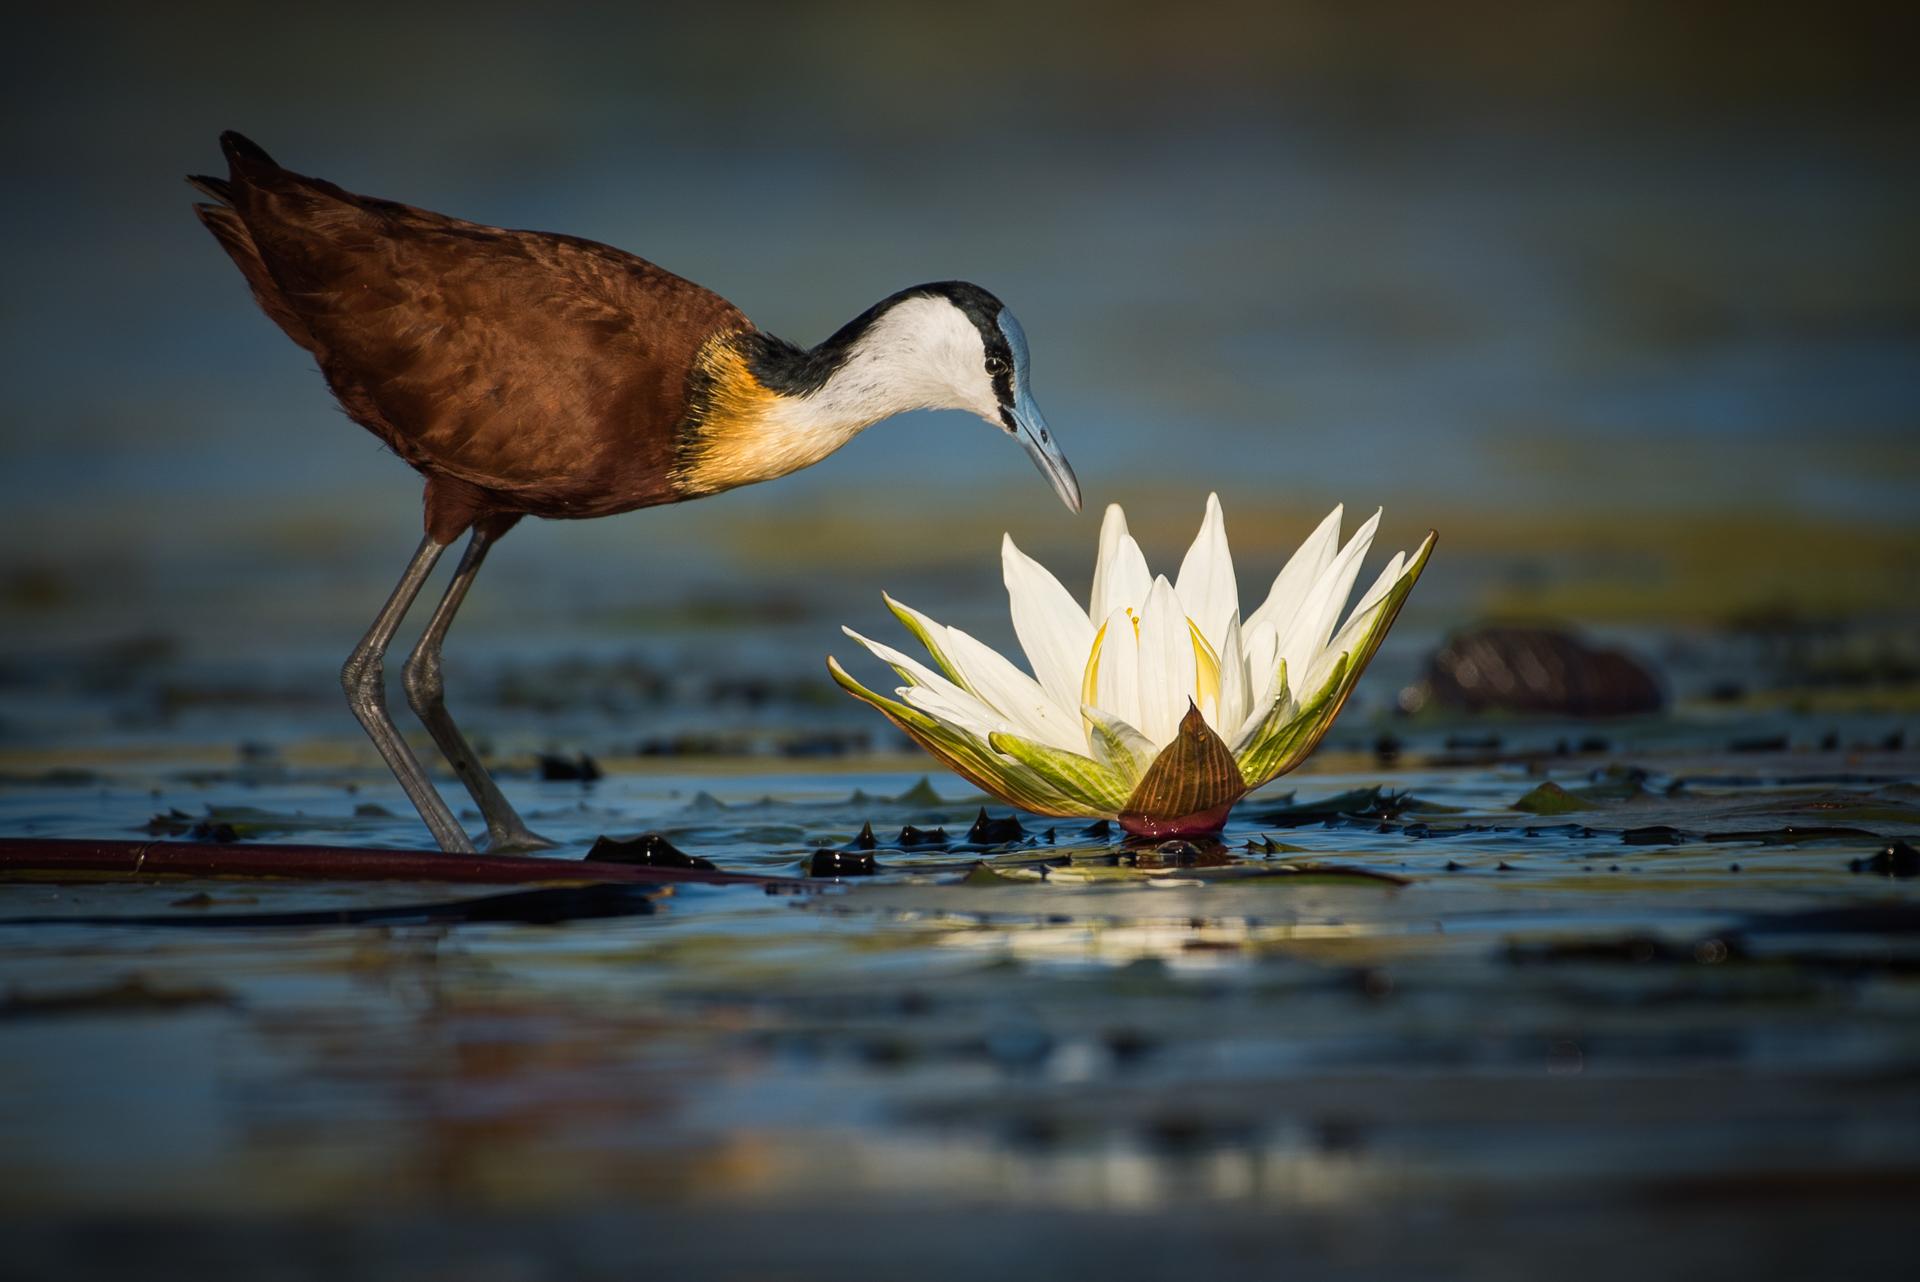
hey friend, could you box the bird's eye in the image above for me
[984,356,1008,376]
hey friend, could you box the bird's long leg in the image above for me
[402,527,555,852]
[341,536,475,854]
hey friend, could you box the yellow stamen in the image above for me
[1189,620,1221,710]
[1085,614,1222,714]
[1082,619,1109,708]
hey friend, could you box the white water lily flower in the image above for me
[830,495,1434,835]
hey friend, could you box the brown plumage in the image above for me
[188,131,1078,856]
[193,131,753,542]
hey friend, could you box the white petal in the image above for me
[1090,605,1142,732]
[1134,575,1196,748]
[1173,492,1239,651]
[1307,548,1411,694]
[842,627,1001,732]
[1332,551,1405,650]
[1242,618,1280,708]
[1276,508,1380,689]
[940,625,1089,754]
[1246,504,1343,636]
[902,683,1001,740]
[1089,503,1151,623]
[1216,613,1249,736]
[1002,534,1096,718]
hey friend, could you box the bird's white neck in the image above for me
[790,294,999,431]
[676,295,999,497]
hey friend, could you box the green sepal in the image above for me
[1082,706,1156,789]
[1235,532,1437,789]
[987,731,1130,815]
[883,594,973,693]
[826,657,1078,816]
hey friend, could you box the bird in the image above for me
[188,131,1080,856]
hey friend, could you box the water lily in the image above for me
[829,496,1435,836]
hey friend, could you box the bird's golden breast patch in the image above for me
[675,336,859,496]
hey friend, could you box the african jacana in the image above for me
[189,132,1080,855]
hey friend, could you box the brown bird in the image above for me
[189,131,1080,855]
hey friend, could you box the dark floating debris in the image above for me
[1408,625,1663,717]
[1,977,236,1021]
[1509,935,1719,966]
[1851,841,1920,879]
[809,848,880,877]
[0,884,662,929]
[1704,825,1881,845]
[1250,786,1443,827]
[1511,903,1920,974]
[847,821,877,850]
[538,752,602,782]
[586,832,716,870]
[1729,735,1790,755]
[143,808,195,835]
[1131,839,1234,868]
[1621,825,1687,846]
[1444,733,1502,751]
[1082,819,1112,839]
[967,808,1025,845]
[896,825,948,847]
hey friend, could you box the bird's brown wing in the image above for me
[217,143,751,508]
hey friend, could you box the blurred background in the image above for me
[3,0,1916,762]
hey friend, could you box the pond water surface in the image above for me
[2,650,1916,1279]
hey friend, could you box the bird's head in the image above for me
[782,281,1081,513]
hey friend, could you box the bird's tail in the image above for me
[218,130,279,173]
[184,132,282,204]
[184,131,281,204]
[186,173,232,204]
[187,131,318,352]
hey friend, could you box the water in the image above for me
[2,653,1916,1277]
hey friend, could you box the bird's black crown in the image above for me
[743,281,1015,402]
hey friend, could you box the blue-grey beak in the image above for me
[1012,387,1081,513]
